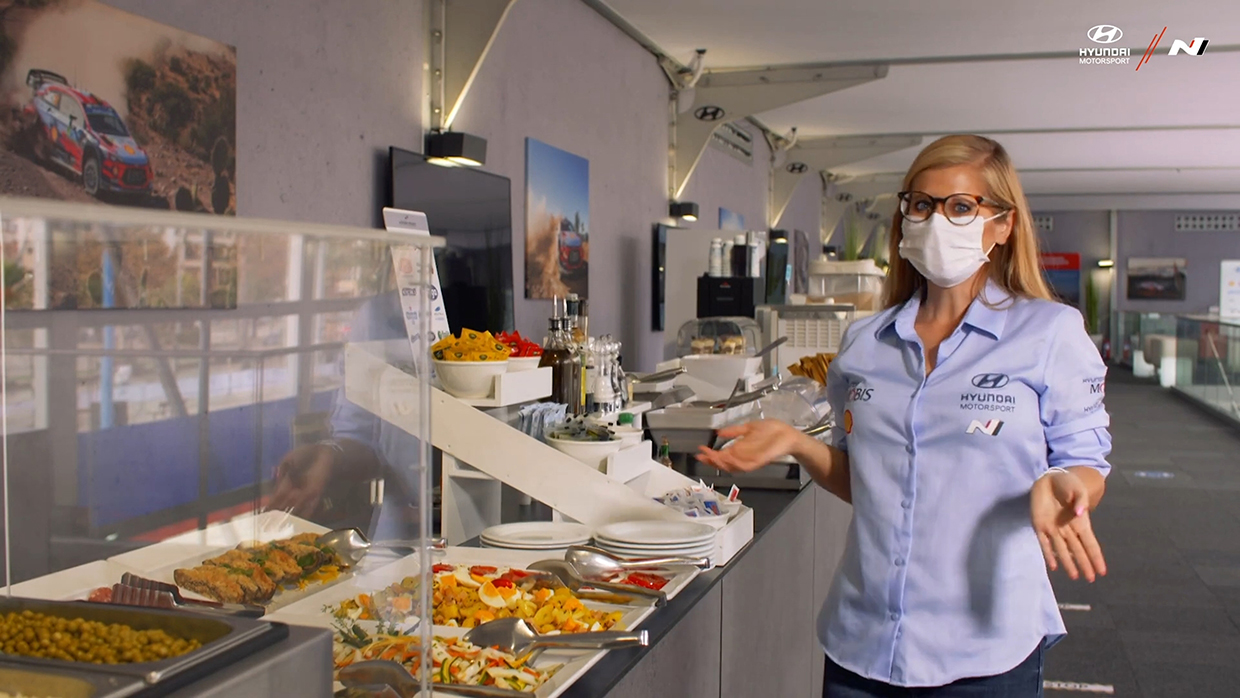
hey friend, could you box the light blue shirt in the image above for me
[819,279,1111,687]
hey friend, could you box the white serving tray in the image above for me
[456,365,552,407]
[272,546,685,698]
[108,511,340,610]
[2,559,143,602]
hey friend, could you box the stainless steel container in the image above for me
[0,597,288,696]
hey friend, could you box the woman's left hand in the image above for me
[1031,469,1107,582]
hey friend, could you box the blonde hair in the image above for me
[881,135,1052,308]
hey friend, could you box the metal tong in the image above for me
[109,573,266,617]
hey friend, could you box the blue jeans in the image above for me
[822,643,1044,698]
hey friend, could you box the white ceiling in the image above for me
[600,0,1240,204]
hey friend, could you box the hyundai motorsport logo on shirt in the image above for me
[961,373,1016,413]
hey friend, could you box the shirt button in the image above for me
[895,558,905,567]
[890,612,900,621]
[905,444,914,454]
[901,499,912,509]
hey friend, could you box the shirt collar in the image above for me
[875,278,1013,342]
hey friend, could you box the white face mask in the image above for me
[898,212,1004,288]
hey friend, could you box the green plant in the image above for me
[841,208,870,261]
[1083,274,1101,334]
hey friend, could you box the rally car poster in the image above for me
[0,0,236,214]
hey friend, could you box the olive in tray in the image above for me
[173,532,338,605]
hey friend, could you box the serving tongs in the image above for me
[316,528,447,568]
[529,560,667,607]
[338,660,529,697]
[111,573,266,617]
[630,366,686,385]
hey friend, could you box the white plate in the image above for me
[595,539,715,552]
[480,522,593,548]
[593,535,716,550]
[594,520,716,546]
[479,540,590,550]
[595,545,714,559]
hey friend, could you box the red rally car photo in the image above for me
[20,69,153,197]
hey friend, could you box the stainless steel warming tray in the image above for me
[0,597,289,697]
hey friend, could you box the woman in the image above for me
[697,135,1110,697]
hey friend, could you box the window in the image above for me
[87,110,129,137]
[59,96,85,128]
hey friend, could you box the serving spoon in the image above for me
[463,617,646,663]
[528,560,667,606]
[565,545,709,579]
[316,528,446,567]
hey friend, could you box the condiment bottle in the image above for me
[539,317,579,409]
[658,438,674,468]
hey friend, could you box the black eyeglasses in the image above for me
[897,191,1010,226]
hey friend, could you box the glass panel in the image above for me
[1,199,437,678]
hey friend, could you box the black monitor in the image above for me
[388,147,514,334]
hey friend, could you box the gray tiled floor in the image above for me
[1045,370,1240,696]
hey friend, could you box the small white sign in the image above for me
[1044,681,1114,694]
[384,207,451,357]
[1220,260,1240,319]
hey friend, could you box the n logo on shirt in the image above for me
[966,419,1004,436]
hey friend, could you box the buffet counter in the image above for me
[548,483,852,698]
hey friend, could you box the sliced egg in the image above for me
[478,581,506,609]
[478,580,521,609]
[454,567,482,589]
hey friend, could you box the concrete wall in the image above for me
[98,0,826,371]
[679,132,771,234]
[1116,210,1240,314]
[103,0,424,229]
[450,0,669,370]
[777,173,823,241]
[1035,210,1111,263]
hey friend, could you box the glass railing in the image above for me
[1172,315,1240,421]
[1113,311,1179,369]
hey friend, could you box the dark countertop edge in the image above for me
[547,484,816,698]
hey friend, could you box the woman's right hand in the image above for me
[695,420,804,473]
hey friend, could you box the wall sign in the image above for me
[1126,257,1187,301]
[384,207,451,356]
[0,0,237,214]
[1220,260,1240,318]
[1041,252,1081,305]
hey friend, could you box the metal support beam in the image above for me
[430,0,519,132]
[771,134,921,227]
[671,63,887,199]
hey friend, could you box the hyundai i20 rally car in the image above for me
[21,69,153,197]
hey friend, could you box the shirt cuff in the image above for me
[1046,427,1112,477]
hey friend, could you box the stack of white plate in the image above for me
[479,522,592,551]
[593,521,717,559]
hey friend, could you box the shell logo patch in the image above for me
[50,126,58,142]
[843,409,853,434]
[124,145,135,155]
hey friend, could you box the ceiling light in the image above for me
[425,131,487,167]
[670,201,699,222]
[1097,259,1114,268]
